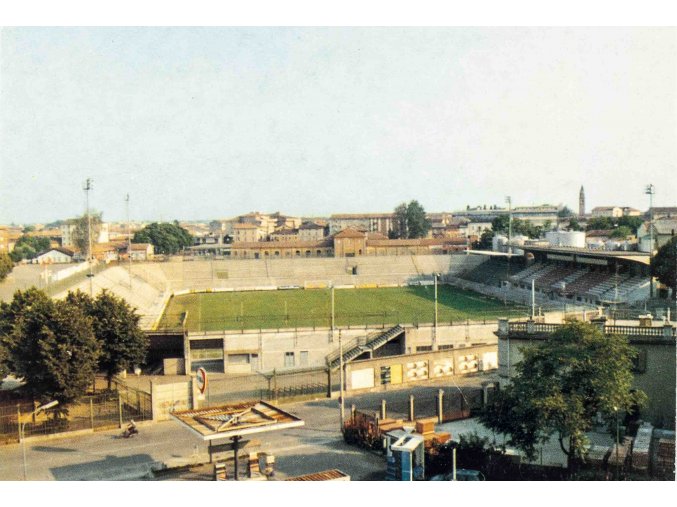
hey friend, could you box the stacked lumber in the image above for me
[631,422,653,473]
[651,429,675,480]
[378,418,406,434]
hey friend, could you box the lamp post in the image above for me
[613,406,620,481]
[21,400,58,480]
[433,273,438,350]
[505,196,512,254]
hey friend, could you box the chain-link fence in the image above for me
[0,388,152,446]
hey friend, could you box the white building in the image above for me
[34,248,74,264]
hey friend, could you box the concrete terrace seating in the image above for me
[510,263,545,283]
[522,264,558,284]
[54,266,165,329]
[534,265,579,290]
[599,276,649,302]
[561,270,611,298]
[458,260,510,287]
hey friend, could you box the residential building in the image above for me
[329,213,394,235]
[591,206,623,218]
[652,207,677,220]
[233,223,261,243]
[298,222,327,241]
[637,218,677,253]
[129,243,155,261]
[270,227,299,242]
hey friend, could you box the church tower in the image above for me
[579,186,585,217]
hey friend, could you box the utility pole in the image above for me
[506,196,512,254]
[84,178,94,296]
[645,184,655,298]
[433,273,438,350]
[126,194,132,290]
[331,284,335,342]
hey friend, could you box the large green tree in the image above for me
[391,201,431,239]
[586,216,615,231]
[0,252,13,281]
[133,221,193,255]
[651,236,677,299]
[480,321,646,475]
[391,203,409,239]
[67,290,148,387]
[9,235,51,262]
[609,225,632,239]
[5,290,100,404]
[406,200,432,238]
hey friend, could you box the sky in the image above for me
[1,26,675,224]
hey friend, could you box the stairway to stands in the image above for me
[327,324,404,369]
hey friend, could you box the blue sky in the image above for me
[1,27,675,224]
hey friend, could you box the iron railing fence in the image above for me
[0,388,152,446]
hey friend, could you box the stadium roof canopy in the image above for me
[466,250,519,258]
[518,245,650,266]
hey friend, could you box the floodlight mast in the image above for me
[645,184,655,297]
[84,178,94,296]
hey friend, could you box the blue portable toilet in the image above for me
[385,432,425,481]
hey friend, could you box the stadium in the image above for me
[2,248,659,380]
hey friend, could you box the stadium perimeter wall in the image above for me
[182,322,499,375]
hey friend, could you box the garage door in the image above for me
[351,368,375,390]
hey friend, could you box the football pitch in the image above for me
[158,285,528,332]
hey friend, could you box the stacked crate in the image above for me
[631,422,653,473]
[415,417,451,448]
[651,429,675,480]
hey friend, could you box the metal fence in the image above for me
[0,388,152,446]
[203,367,333,407]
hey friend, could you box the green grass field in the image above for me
[158,285,528,332]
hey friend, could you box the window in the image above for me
[438,344,454,350]
[228,354,250,364]
[300,351,309,366]
[284,352,295,367]
[416,345,433,353]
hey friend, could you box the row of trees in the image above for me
[0,289,147,404]
[8,235,51,262]
[569,215,645,236]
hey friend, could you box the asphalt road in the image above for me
[0,374,491,481]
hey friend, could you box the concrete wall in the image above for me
[185,322,499,374]
[151,380,193,421]
[344,344,498,393]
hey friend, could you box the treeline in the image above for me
[0,289,148,404]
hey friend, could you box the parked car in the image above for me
[429,469,486,481]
